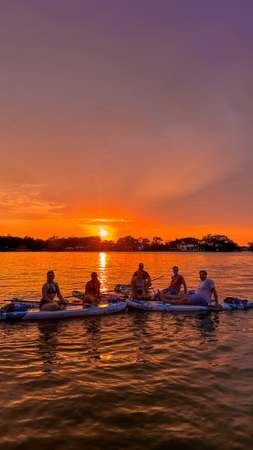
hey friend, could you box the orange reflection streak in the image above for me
[99,252,106,269]
[99,252,108,292]
[100,355,112,360]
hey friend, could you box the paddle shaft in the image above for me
[151,276,164,282]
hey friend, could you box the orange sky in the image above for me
[1,1,253,245]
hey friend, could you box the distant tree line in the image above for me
[0,233,249,252]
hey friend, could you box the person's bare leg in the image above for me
[162,292,186,300]
[165,297,191,305]
[158,290,190,305]
[59,303,66,310]
[82,294,92,304]
[140,294,152,300]
[82,294,99,306]
[131,293,141,300]
[41,302,59,311]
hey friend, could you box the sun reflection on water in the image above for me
[99,252,106,269]
[99,252,108,291]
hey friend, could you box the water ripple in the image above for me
[0,252,253,449]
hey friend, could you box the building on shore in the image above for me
[178,242,200,251]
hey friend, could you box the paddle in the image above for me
[151,276,164,282]
[4,298,80,306]
[4,298,38,303]
[4,290,129,306]
[71,290,129,299]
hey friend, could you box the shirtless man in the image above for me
[162,266,187,296]
[83,272,101,305]
[159,270,218,306]
[132,263,151,287]
[40,270,67,311]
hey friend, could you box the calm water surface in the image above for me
[0,252,253,450]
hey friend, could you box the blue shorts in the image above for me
[189,295,208,306]
[165,289,177,295]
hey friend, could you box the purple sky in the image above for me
[1,0,253,243]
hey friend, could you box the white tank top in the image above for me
[135,278,144,290]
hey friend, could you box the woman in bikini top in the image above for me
[132,269,152,301]
[40,270,67,311]
[47,283,59,295]
[83,272,101,305]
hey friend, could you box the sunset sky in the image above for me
[1,0,253,244]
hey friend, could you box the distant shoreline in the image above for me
[1,250,252,254]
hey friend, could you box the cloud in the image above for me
[0,1,253,243]
[77,218,132,225]
[0,184,65,220]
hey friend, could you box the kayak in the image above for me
[72,290,85,300]
[126,298,253,312]
[114,284,153,295]
[114,284,131,294]
[0,301,127,321]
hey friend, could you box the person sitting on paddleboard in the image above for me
[161,266,187,297]
[83,272,101,305]
[132,268,152,300]
[158,270,218,306]
[132,263,151,287]
[40,270,67,311]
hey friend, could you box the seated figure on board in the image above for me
[159,270,218,306]
[83,272,101,305]
[40,270,67,311]
[131,263,151,287]
[162,266,187,296]
[131,268,152,300]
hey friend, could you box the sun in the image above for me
[99,230,108,237]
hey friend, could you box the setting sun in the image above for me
[99,230,108,237]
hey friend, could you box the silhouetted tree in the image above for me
[202,234,239,252]
[248,242,253,252]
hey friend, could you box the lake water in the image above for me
[0,251,253,450]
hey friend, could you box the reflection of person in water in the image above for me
[82,318,102,362]
[37,322,60,372]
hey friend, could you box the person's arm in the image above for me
[42,283,54,303]
[56,283,66,304]
[181,277,187,294]
[144,279,149,294]
[145,271,151,286]
[211,287,218,304]
[132,279,141,299]
[146,276,151,287]
[131,272,136,287]
[97,281,101,300]
[85,282,89,295]
[168,276,173,289]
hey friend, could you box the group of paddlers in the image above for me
[132,263,218,306]
[39,263,218,311]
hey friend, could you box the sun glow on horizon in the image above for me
[99,230,108,237]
